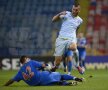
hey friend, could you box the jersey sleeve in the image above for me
[12,71,22,82]
[79,18,83,26]
[77,17,83,28]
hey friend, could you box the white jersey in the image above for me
[58,11,83,40]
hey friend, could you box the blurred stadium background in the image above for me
[0,0,108,70]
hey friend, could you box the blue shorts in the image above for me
[64,50,73,57]
[79,51,86,60]
[40,71,61,85]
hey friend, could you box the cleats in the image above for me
[71,81,78,86]
[76,66,85,74]
[75,77,85,82]
[66,81,78,86]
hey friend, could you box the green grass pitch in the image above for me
[0,69,108,90]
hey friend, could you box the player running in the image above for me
[77,33,87,71]
[4,56,84,86]
[51,2,84,74]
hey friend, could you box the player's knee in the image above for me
[69,43,77,51]
[69,46,77,51]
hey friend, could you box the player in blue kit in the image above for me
[77,33,87,70]
[4,56,84,86]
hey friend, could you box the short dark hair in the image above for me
[20,55,28,64]
[74,0,80,7]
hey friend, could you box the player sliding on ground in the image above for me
[4,56,84,86]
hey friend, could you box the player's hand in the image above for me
[52,11,66,22]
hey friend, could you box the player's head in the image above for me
[20,55,29,64]
[78,32,83,38]
[72,2,80,17]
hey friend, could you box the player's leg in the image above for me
[68,42,84,74]
[54,56,62,68]
[52,38,66,71]
[61,74,84,82]
[75,52,85,75]
[68,43,79,66]
[58,81,78,86]
[80,51,86,71]
[62,50,73,74]
[46,72,77,86]
[51,56,62,72]
[62,56,67,72]
[79,51,82,67]
[66,50,73,75]
[67,57,72,75]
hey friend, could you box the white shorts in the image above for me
[54,37,77,56]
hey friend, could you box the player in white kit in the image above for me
[51,2,84,74]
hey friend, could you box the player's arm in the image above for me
[52,11,66,22]
[38,63,52,71]
[32,60,50,71]
[4,79,15,86]
[32,60,46,68]
[4,71,22,86]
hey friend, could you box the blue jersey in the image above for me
[77,37,86,52]
[12,60,61,86]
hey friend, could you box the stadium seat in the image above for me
[87,0,108,55]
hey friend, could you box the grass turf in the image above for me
[0,69,108,90]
